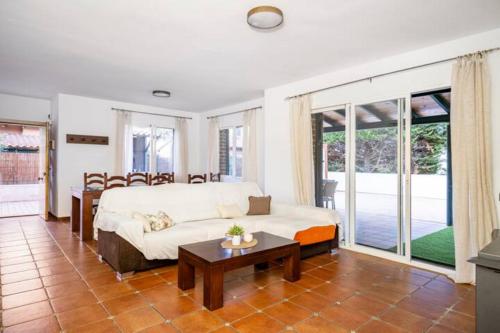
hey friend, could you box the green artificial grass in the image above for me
[389,227,455,267]
[411,227,455,267]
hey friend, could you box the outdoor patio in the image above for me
[0,184,40,217]
[331,191,448,251]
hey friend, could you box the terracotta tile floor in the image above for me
[0,216,475,333]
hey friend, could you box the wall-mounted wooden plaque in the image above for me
[66,134,109,145]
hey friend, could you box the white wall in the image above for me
[330,172,447,200]
[199,98,265,190]
[53,94,200,217]
[0,93,50,123]
[264,28,500,224]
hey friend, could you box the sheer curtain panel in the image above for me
[242,108,258,182]
[289,95,314,205]
[174,118,189,183]
[207,117,220,174]
[115,110,132,175]
[451,52,498,283]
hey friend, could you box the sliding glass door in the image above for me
[353,99,404,253]
[313,106,348,243]
[313,91,453,267]
[409,90,454,267]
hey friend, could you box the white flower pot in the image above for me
[231,235,241,246]
[243,233,253,243]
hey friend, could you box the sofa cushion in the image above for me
[217,204,245,219]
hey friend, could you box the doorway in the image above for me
[0,121,49,219]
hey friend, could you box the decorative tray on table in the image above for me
[220,239,258,249]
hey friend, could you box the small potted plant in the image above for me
[227,224,245,246]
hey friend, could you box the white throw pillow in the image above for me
[217,204,244,219]
[150,211,174,231]
[131,211,174,232]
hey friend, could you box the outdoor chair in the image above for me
[323,180,338,210]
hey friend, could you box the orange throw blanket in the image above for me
[294,225,336,246]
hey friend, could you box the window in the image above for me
[219,126,243,178]
[154,127,174,173]
[132,127,151,172]
[132,126,174,173]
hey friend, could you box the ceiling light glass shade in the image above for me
[247,6,283,30]
[152,90,171,97]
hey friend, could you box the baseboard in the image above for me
[48,212,70,222]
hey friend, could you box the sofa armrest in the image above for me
[95,211,145,252]
[270,203,340,225]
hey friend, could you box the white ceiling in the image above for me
[1,0,500,112]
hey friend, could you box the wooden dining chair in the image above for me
[158,172,175,183]
[104,174,127,189]
[83,172,106,216]
[149,173,171,186]
[188,173,207,184]
[210,172,221,182]
[127,172,149,186]
[83,172,105,188]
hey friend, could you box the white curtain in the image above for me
[289,95,314,205]
[451,52,498,283]
[207,117,220,174]
[243,108,258,182]
[115,110,132,175]
[174,118,189,183]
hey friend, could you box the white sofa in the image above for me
[94,182,339,262]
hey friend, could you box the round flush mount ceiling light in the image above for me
[152,90,171,97]
[247,6,283,30]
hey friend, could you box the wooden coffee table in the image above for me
[178,231,300,310]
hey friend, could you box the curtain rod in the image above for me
[111,107,192,120]
[285,46,500,101]
[206,106,262,119]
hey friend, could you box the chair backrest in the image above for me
[84,172,105,188]
[104,174,127,189]
[158,172,175,183]
[149,173,172,186]
[210,172,221,182]
[323,180,338,197]
[127,172,149,186]
[188,173,207,184]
